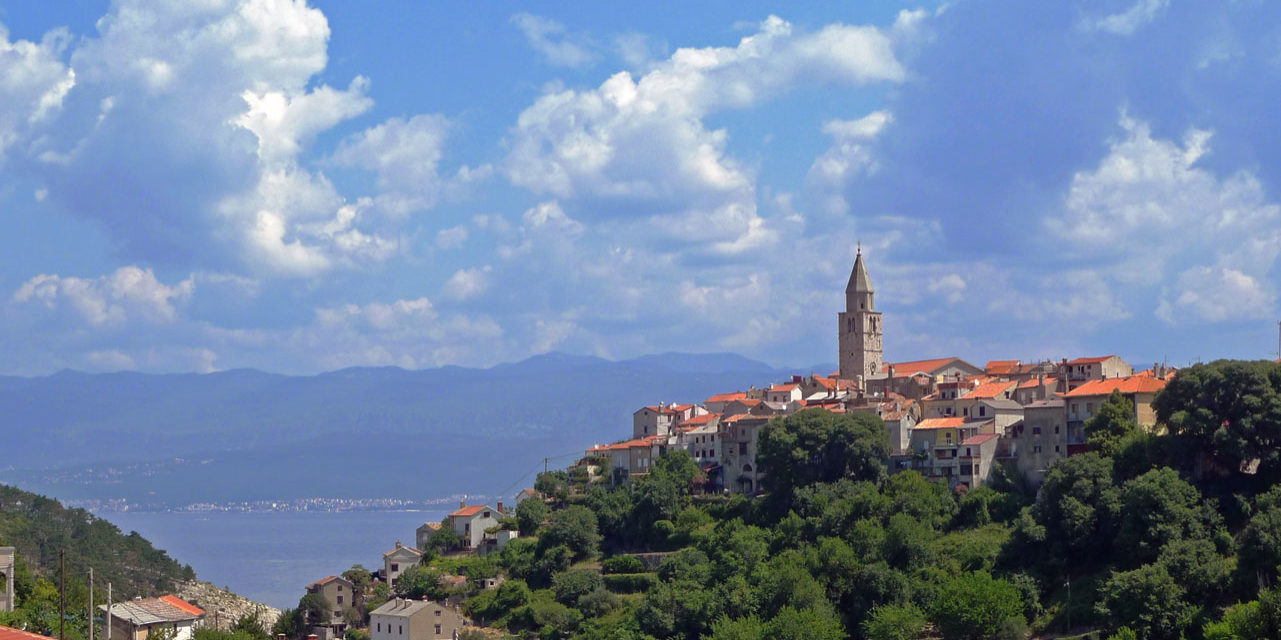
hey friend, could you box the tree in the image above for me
[552,569,605,607]
[341,565,373,611]
[764,606,844,640]
[427,525,462,553]
[1018,453,1120,571]
[756,409,890,510]
[633,451,702,526]
[538,505,601,560]
[862,603,929,640]
[394,565,447,601]
[930,572,1024,640]
[298,592,331,625]
[516,497,550,536]
[1085,390,1140,456]
[708,615,765,640]
[1239,503,1281,587]
[536,470,572,504]
[1094,564,1193,640]
[1153,360,1281,480]
[1115,467,1215,565]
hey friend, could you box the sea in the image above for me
[101,509,450,610]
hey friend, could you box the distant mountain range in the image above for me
[0,352,832,507]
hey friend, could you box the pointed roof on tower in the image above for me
[846,245,874,294]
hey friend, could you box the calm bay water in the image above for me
[101,510,449,610]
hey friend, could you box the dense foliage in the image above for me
[0,483,196,638]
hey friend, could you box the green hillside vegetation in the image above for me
[373,359,1281,640]
[0,484,196,637]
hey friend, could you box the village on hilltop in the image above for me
[583,248,1175,495]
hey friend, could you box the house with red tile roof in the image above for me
[307,575,355,628]
[101,595,205,640]
[447,503,502,550]
[1063,372,1167,429]
[1,624,57,640]
[905,417,997,487]
[1006,399,1071,484]
[1015,374,1060,405]
[984,360,1022,376]
[705,392,747,414]
[633,403,680,438]
[764,383,802,404]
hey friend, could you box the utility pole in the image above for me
[59,551,65,640]
[544,457,549,474]
[89,567,94,640]
[106,582,112,640]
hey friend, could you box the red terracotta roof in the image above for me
[769,383,799,392]
[160,595,205,617]
[961,433,999,446]
[984,360,1021,375]
[914,417,968,429]
[706,392,747,403]
[641,405,678,414]
[886,357,963,376]
[450,505,490,517]
[1064,374,1166,398]
[679,413,719,427]
[1017,376,1057,389]
[967,380,1016,400]
[1067,355,1117,365]
[1,625,58,640]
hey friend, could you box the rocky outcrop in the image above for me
[176,580,281,631]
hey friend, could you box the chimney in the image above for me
[460,500,466,509]
[395,540,402,548]
[307,635,318,640]
[497,501,504,514]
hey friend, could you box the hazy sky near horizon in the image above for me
[1,0,1279,375]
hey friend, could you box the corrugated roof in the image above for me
[100,597,203,626]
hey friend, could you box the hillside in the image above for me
[0,483,195,598]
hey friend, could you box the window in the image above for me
[337,595,343,605]
[435,625,442,635]
[1086,402,1095,414]
[1033,445,1042,453]
[377,624,382,633]
[483,511,490,518]
[1055,445,1061,453]
[1071,403,1079,415]
[435,611,441,617]
[739,443,747,455]
[965,448,972,457]
[979,406,986,417]
[338,585,343,591]
[391,563,399,572]
[1032,427,1041,435]
[1054,426,1060,434]
[399,626,403,635]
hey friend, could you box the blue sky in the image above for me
[1,0,1279,375]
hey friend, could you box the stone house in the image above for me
[370,598,464,640]
[0,547,13,613]
[383,542,423,589]
[415,522,442,553]
[764,383,802,405]
[1063,373,1167,436]
[958,433,1001,488]
[720,414,771,495]
[101,596,205,640]
[1007,399,1070,485]
[1062,355,1133,391]
[447,504,501,549]
[306,575,355,623]
[1014,375,1059,405]
[633,405,678,438]
[704,392,747,415]
[906,417,995,486]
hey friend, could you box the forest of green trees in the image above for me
[0,484,196,638]
[338,359,1281,640]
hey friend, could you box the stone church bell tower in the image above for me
[838,245,883,382]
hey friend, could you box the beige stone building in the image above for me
[1007,399,1069,484]
[1062,355,1133,391]
[720,414,771,495]
[370,598,464,640]
[383,542,423,589]
[306,575,354,622]
[1063,373,1167,434]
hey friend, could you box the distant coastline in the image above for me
[78,495,492,514]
